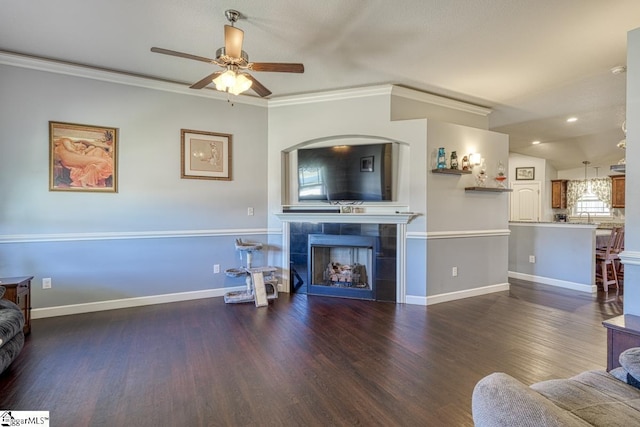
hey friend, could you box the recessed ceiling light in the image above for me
[532,140,541,145]
[567,117,578,123]
[611,65,627,75]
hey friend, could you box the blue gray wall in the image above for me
[508,223,595,292]
[424,121,510,301]
[0,63,269,314]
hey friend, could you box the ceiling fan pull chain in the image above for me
[226,92,235,107]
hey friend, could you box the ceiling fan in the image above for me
[150,9,304,97]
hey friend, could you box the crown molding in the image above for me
[268,84,394,107]
[267,83,492,117]
[0,49,491,115]
[390,86,492,117]
[0,49,267,107]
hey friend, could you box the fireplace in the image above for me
[277,212,416,303]
[308,234,377,300]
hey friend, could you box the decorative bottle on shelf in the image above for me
[437,147,447,169]
[495,161,507,188]
[450,151,459,170]
[476,158,487,187]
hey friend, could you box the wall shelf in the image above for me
[431,168,472,175]
[465,187,512,193]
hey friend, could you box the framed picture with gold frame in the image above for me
[49,121,118,192]
[181,129,232,181]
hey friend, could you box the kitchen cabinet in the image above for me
[551,179,568,209]
[611,175,625,208]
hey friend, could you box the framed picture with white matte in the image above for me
[515,167,535,180]
[180,129,232,181]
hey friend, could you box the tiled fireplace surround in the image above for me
[289,222,398,301]
[276,212,416,303]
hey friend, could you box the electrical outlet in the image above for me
[529,255,536,263]
[247,207,254,216]
[214,264,220,274]
[42,277,52,289]
[452,267,458,277]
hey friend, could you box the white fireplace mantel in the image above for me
[275,212,419,224]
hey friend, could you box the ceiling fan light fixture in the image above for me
[150,8,303,98]
[222,69,237,87]
[229,73,253,95]
[212,69,253,95]
[213,68,237,91]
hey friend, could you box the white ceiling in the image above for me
[1,0,639,171]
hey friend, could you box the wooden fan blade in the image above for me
[250,62,304,73]
[245,74,272,97]
[151,47,214,64]
[190,71,223,89]
[224,25,244,58]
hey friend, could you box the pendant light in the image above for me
[583,160,590,179]
[582,160,591,196]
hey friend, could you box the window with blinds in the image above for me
[573,186,611,217]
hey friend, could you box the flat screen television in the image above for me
[297,143,393,201]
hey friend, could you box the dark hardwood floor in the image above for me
[0,280,623,426]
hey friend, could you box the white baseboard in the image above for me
[508,272,596,293]
[405,295,428,305]
[31,286,247,319]
[406,283,510,306]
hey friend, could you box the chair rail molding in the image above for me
[619,251,640,266]
[0,228,270,244]
[416,229,511,240]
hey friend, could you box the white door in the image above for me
[510,181,541,221]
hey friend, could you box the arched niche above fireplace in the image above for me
[280,134,410,207]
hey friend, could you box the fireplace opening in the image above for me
[308,234,376,299]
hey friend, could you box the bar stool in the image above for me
[612,228,625,286]
[595,227,623,293]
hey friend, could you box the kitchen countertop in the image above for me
[594,222,625,229]
[509,221,624,229]
[509,221,597,228]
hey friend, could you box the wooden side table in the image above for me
[602,314,640,371]
[0,276,33,335]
